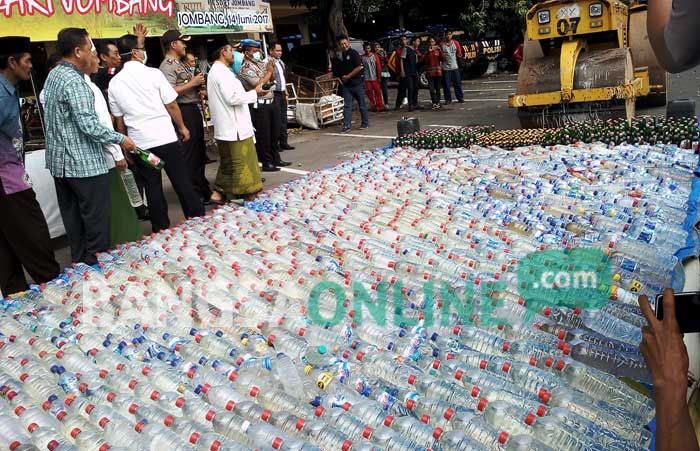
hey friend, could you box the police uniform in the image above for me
[239,58,282,168]
[159,55,212,202]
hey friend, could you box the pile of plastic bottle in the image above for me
[1,142,698,451]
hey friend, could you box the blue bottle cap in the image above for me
[317,345,327,355]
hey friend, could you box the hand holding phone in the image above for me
[262,82,275,90]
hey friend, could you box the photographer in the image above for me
[638,289,700,451]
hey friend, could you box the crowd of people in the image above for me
[333,31,467,132]
[0,27,296,296]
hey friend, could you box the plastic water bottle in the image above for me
[120,169,144,208]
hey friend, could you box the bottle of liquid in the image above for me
[119,169,144,208]
[133,147,165,170]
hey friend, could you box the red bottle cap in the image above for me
[70,428,82,439]
[432,427,443,440]
[362,426,373,439]
[295,418,306,430]
[477,398,488,411]
[189,432,201,444]
[498,431,509,444]
[443,407,455,420]
[384,415,394,426]
[524,412,536,426]
[271,437,283,449]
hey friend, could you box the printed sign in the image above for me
[0,0,273,41]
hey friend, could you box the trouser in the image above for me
[54,174,110,265]
[443,69,464,103]
[410,74,420,108]
[342,83,369,130]
[364,80,385,111]
[0,188,60,295]
[178,103,212,201]
[130,141,205,233]
[380,77,390,106]
[428,76,442,105]
[396,76,417,109]
[249,101,282,166]
[273,91,289,148]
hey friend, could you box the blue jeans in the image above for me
[342,83,369,130]
[442,69,463,103]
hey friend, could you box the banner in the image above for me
[0,0,273,41]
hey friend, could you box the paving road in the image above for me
[51,67,700,267]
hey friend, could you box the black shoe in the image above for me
[276,161,292,167]
[280,145,295,150]
[262,164,281,172]
[135,206,150,221]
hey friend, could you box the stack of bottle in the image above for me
[394,116,699,150]
[478,129,554,149]
[542,116,699,148]
[393,126,494,149]
[1,141,697,450]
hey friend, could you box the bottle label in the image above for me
[316,372,333,390]
[628,279,643,293]
[377,391,396,411]
[147,153,162,166]
[636,231,655,244]
[619,258,638,273]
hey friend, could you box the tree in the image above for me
[291,0,348,50]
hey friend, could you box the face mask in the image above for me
[252,51,262,61]
[142,51,148,65]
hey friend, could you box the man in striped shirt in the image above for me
[44,28,136,265]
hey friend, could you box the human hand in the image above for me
[638,289,689,395]
[121,136,136,152]
[341,75,348,82]
[115,158,128,171]
[123,151,134,165]
[133,23,148,39]
[266,59,275,74]
[255,84,270,96]
[190,73,205,87]
[179,127,191,142]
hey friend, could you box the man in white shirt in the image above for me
[207,36,268,200]
[268,41,294,151]
[109,34,204,232]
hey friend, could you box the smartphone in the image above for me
[262,82,275,90]
[655,291,700,333]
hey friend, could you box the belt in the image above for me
[178,103,198,107]
[273,90,285,94]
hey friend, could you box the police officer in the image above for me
[159,30,223,205]
[238,39,291,172]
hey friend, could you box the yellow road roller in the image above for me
[508,0,667,128]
